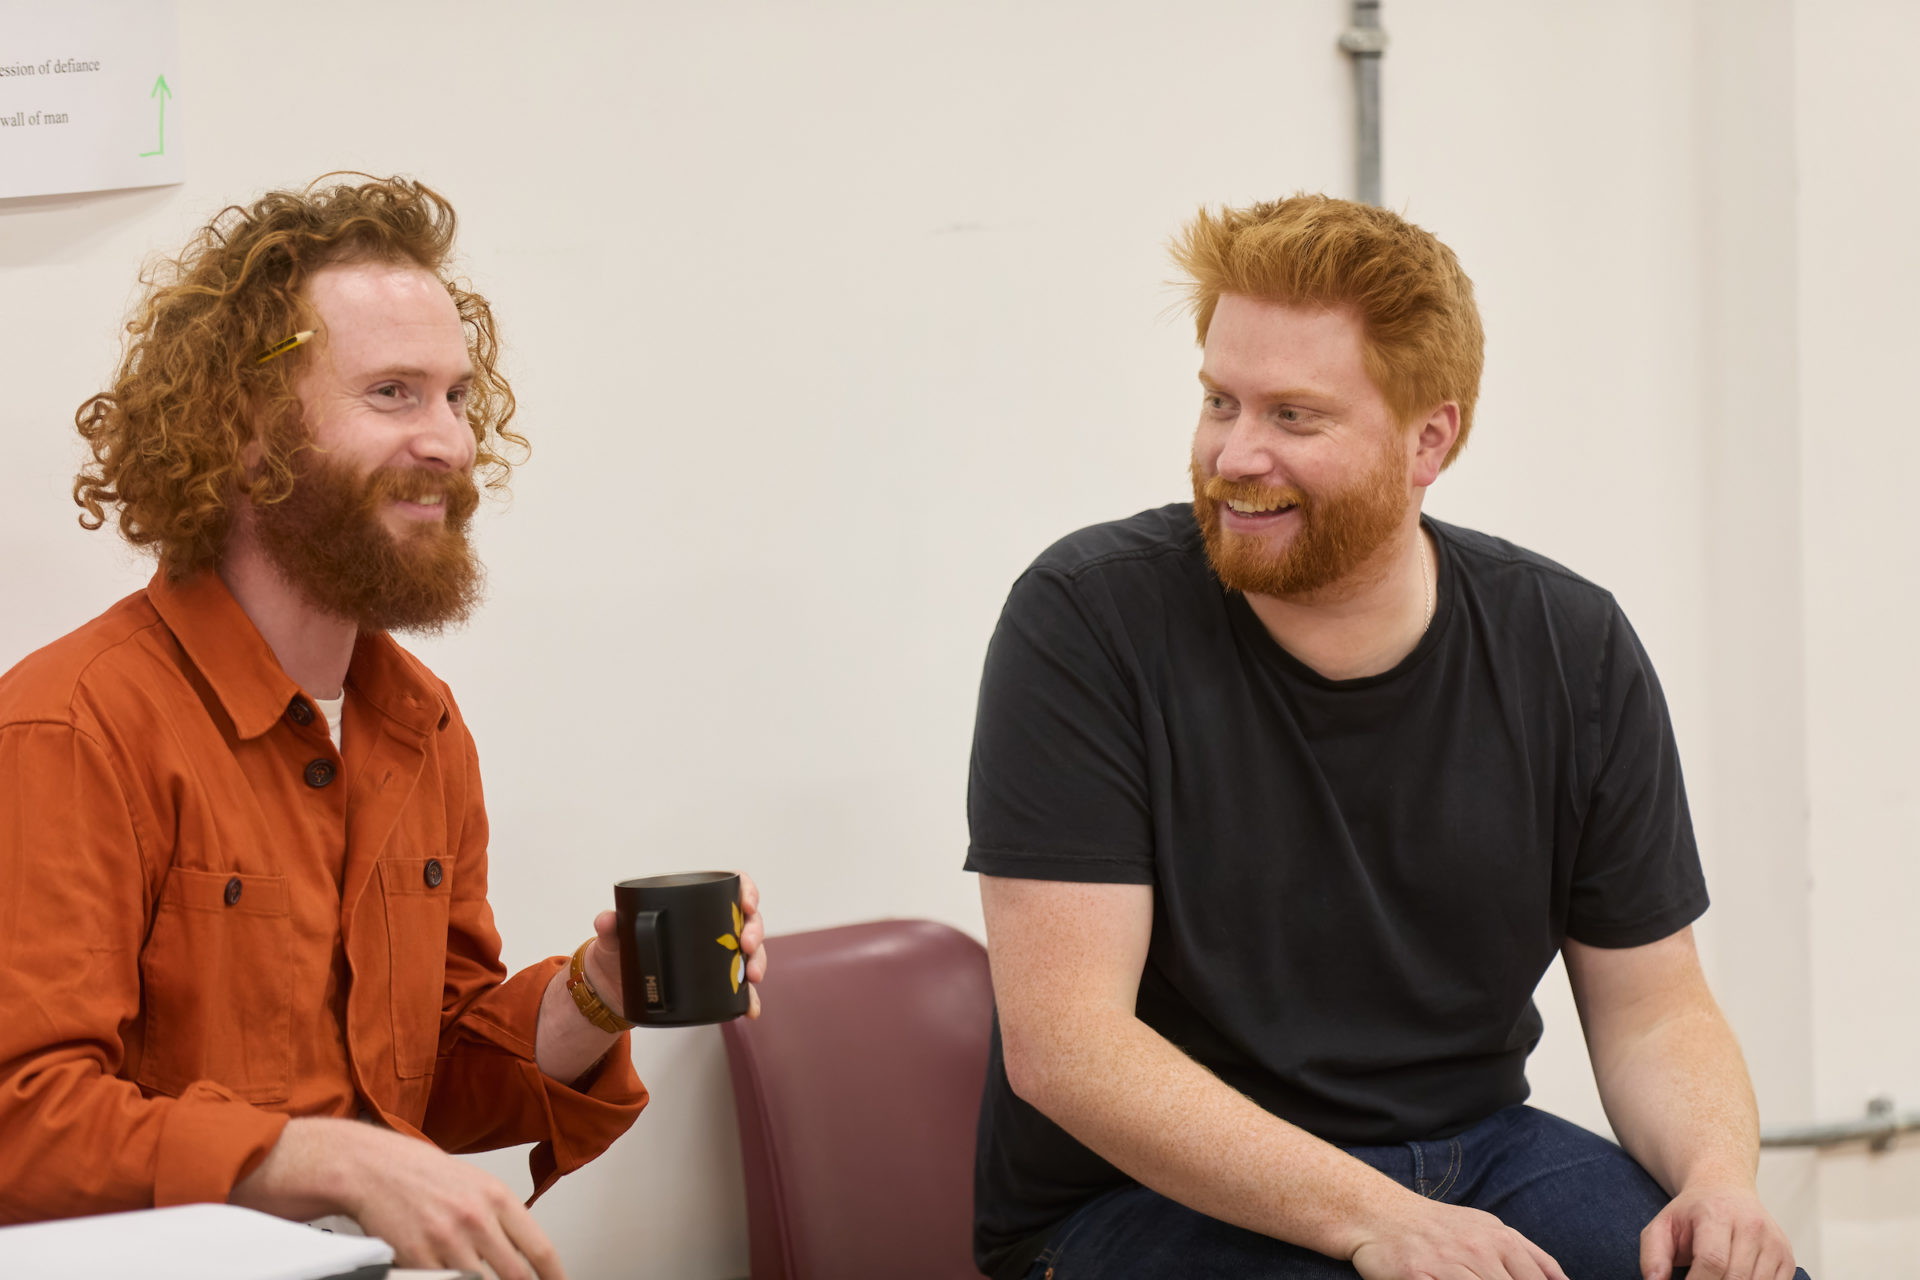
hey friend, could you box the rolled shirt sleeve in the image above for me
[415,722,647,1198]
[424,956,648,1200]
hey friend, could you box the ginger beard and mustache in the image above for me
[1190,434,1413,599]
[250,442,485,634]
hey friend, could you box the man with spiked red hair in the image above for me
[965,195,1802,1280]
[0,175,765,1279]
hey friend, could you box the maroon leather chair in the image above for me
[719,919,993,1280]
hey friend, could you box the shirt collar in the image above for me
[148,571,450,740]
[347,629,452,737]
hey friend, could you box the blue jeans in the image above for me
[1024,1106,1810,1279]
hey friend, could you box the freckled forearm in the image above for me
[230,1117,365,1220]
[1014,1011,1416,1259]
[986,876,1421,1258]
[1590,1003,1759,1194]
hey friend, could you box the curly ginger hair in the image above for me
[73,173,524,577]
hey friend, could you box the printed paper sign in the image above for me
[0,2,181,199]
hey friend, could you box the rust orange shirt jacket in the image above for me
[0,571,647,1221]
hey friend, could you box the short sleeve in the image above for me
[1565,608,1711,947]
[964,567,1156,884]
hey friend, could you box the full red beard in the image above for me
[1190,441,1411,598]
[252,451,484,633]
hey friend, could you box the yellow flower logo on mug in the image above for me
[716,901,745,993]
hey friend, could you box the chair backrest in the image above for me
[720,918,992,1280]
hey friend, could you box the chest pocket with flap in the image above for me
[378,857,452,1079]
[135,866,293,1104]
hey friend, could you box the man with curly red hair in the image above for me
[0,175,766,1279]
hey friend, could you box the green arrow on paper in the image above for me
[139,74,171,157]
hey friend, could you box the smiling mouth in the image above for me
[1223,497,1298,515]
[390,493,448,519]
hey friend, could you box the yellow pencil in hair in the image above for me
[255,329,316,364]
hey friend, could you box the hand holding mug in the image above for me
[586,870,767,1024]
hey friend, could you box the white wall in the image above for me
[1795,0,1920,1271]
[3,2,1913,1276]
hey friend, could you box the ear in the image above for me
[237,380,275,475]
[1409,402,1460,489]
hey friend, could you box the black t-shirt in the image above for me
[963,504,1709,1280]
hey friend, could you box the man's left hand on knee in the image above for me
[1640,1181,1798,1280]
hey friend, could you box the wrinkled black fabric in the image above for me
[964,505,1709,1280]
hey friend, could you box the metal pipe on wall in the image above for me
[1339,0,1389,206]
[1761,1095,1920,1153]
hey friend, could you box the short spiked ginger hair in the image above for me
[73,174,524,577]
[1172,195,1483,466]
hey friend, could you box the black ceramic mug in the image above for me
[614,871,752,1027]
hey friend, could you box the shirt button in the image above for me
[224,876,243,906]
[287,698,314,726]
[304,759,337,789]
[423,858,444,888]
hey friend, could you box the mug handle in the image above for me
[630,909,669,1015]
